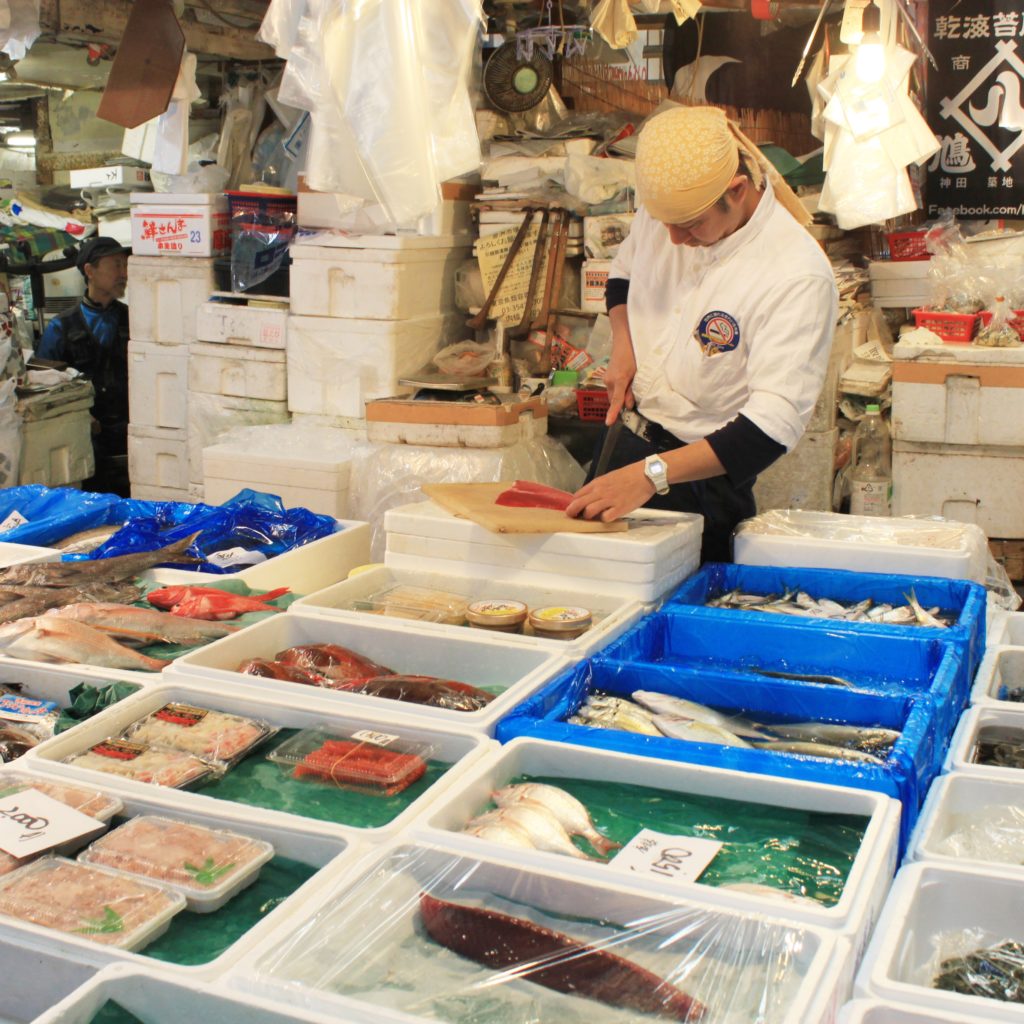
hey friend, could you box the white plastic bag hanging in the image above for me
[0,0,41,61]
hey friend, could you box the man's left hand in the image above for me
[565,462,655,522]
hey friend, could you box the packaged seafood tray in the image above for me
[599,607,964,741]
[0,541,59,568]
[855,861,1024,1021]
[665,562,987,708]
[61,739,218,790]
[28,682,494,840]
[0,926,99,1022]
[292,564,647,656]
[34,963,378,1024]
[0,856,186,951]
[944,704,1024,780]
[495,658,939,852]
[838,998,985,1023]
[908,773,1024,875]
[416,737,900,962]
[166,611,570,735]
[78,815,274,913]
[235,840,850,1024]
[972,645,1024,708]
[383,500,704,603]
[733,510,990,584]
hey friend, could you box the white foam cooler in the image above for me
[130,193,229,258]
[125,255,215,345]
[187,392,290,483]
[189,342,287,402]
[127,424,188,491]
[196,299,289,349]
[383,500,703,603]
[127,340,189,430]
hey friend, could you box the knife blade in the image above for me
[593,415,624,478]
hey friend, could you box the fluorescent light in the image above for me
[5,131,35,149]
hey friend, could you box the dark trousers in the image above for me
[585,421,756,564]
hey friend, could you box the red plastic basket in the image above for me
[225,191,297,230]
[912,308,979,343]
[575,388,610,422]
[887,230,930,261]
[978,309,1024,342]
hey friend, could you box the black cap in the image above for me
[76,236,132,270]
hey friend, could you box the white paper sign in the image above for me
[0,789,105,857]
[0,510,28,533]
[351,729,398,747]
[608,828,722,888]
[205,547,267,569]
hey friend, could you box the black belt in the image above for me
[622,408,676,446]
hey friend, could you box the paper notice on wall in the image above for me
[476,222,550,326]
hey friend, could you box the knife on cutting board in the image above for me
[592,413,623,479]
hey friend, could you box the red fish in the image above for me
[238,658,328,686]
[419,894,706,1021]
[332,674,494,712]
[495,480,573,511]
[147,585,289,621]
[275,643,392,681]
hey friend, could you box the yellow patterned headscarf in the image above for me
[635,105,811,228]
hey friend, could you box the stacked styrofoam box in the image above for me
[126,255,215,501]
[17,383,95,487]
[892,340,1024,538]
[382,500,704,603]
[945,703,1024,778]
[868,258,932,309]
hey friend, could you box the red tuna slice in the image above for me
[330,674,494,712]
[237,658,329,686]
[495,480,574,511]
[275,643,393,680]
[419,894,706,1021]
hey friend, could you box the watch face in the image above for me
[650,457,666,473]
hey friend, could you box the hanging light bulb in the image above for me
[855,0,887,83]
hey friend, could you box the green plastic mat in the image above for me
[143,854,316,966]
[86,1001,145,1024]
[487,774,868,907]
[197,728,451,828]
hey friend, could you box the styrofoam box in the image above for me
[130,482,202,503]
[0,761,360,979]
[127,340,189,430]
[734,510,989,582]
[286,313,459,419]
[909,772,1024,874]
[70,165,150,188]
[125,255,215,345]
[186,393,290,483]
[0,541,59,567]
[972,645,1024,706]
[990,611,1024,646]
[128,424,188,491]
[27,680,495,843]
[0,928,99,1022]
[195,300,289,349]
[34,963,378,1024]
[0,656,146,710]
[203,450,351,520]
[364,405,548,448]
[892,341,1024,446]
[417,737,900,961]
[868,260,931,309]
[189,342,287,402]
[130,193,230,258]
[855,861,1024,1020]
[894,439,1024,538]
[19,408,94,487]
[234,838,850,1024]
[288,236,471,320]
[292,565,646,656]
[754,427,838,513]
[838,998,983,1023]
[944,703,1024,779]
[165,611,568,735]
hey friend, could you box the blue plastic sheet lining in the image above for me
[0,486,337,573]
[665,562,986,709]
[597,609,964,742]
[495,657,940,853]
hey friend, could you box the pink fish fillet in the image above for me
[495,480,574,511]
[0,617,167,671]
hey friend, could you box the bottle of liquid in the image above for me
[850,403,892,516]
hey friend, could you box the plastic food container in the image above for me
[79,815,274,913]
[465,599,528,634]
[122,703,276,766]
[65,739,215,788]
[347,584,470,625]
[528,605,592,640]
[0,856,185,950]
[267,727,436,797]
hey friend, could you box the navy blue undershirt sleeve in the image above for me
[605,276,629,311]
[706,414,787,485]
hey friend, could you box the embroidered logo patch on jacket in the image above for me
[694,311,740,357]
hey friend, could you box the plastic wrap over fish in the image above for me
[923,928,1024,1006]
[254,844,839,1024]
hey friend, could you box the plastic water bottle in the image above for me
[850,404,892,517]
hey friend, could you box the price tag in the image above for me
[205,546,267,569]
[0,694,60,723]
[608,829,722,889]
[0,510,28,533]
[351,729,398,747]
[0,789,105,857]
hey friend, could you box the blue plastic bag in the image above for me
[0,485,124,547]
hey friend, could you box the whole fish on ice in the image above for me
[492,782,620,856]
[468,800,599,860]
[46,603,238,646]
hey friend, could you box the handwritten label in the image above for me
[0,510,28,533]
[351,729,398,747]
[608,829,722,888]
[205,547,267,569]
[0,789,104,857]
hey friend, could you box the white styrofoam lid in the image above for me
[292,231,471,251]
[894,339,1024,363]
[384,500,703,564]
[130,192,225,207]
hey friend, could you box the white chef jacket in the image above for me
[609,180,839,452]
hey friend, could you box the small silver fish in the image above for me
[653,715,752,747]
[632,690,766,739]
[758,669,855,687]
[905,589,949,628]
[749,739,884,764]
[756,721,900,752]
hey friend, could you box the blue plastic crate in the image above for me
[665,563,986,710]
[495,658,940,853]
[596,608,964,742]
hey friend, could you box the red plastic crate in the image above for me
[887,230,930,261]
[912,308,979,343]
[575,388,610,421]
[978,309,1024,342]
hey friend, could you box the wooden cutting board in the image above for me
[421,482,628,535]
